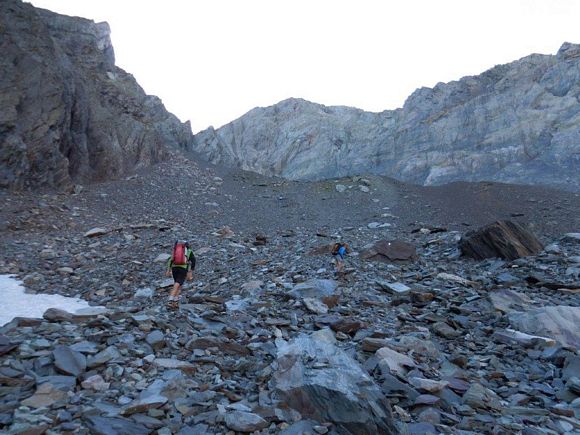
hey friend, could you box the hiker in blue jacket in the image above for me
[165,241,195,309]
[331,242,351,276]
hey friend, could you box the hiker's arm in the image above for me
[165,257,172,276]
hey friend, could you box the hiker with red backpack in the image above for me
[165,240,196,309]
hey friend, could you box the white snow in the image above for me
[0,275,93,326]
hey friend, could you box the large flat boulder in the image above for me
[272,331,397,434]
[459,220,543,260]
[508,306,580,349]
[360,240,417,263]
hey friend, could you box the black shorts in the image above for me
[172,267,188,285]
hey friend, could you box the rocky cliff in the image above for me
[193,43,580,191]
[0,0,194,190]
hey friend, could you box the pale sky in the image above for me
[28,0,580,133]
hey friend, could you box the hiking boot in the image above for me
[167,300,179,310]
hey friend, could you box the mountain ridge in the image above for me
[192,43,580,191]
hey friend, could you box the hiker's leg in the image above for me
[170,282,182,298]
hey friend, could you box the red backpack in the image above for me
[172,241,187,266]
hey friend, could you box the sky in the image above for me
[28,0,580,133]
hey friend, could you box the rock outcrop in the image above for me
[459,220,544,260]
[0,0,193,190]
[192,43,580,191]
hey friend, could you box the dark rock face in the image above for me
[192,43,580,191]
[459,220,544,260]
[272,331,397,434]
[0,0,193,190]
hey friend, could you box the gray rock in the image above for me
[121,394,168,416]
[43,308,73,322]
[146,330,166,350]
[153,358,196,374]
[509,306,580,349]
[135,287,154,299]
[53,345,86,377]
[87,346,120,368]
[463,383,502,410]
[376,280,411,294]
[84,415,151,435]
[289,279,338,300]
[272,332,397,434]
[21,382,67,408]
[489,289,532,313]
[224,411,268,432]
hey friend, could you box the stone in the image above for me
[376,280,411,294]
[289,279,338,300]
[489,289,531,313]
[408,377,449,393]
[84,415,150,435]
[459,220,544,260]
[330,317,366,334]
[463,383,502,410]
[53,345,86,377]
[154,253,171,263]
[509,306,580,349]
[135,287,154,299]
[43,308,73,322]
[564,233,580,242]
[303,297,328,314]
[273,333,397,434]
[21,382,67,408]
[360,239,417,263]
[436,272,477,287]
[361,337,390,353]
[432,321,460,339]
[224,411,268,432]
[146,330,166,350]
[84,228,109,238]
[375,346,417,377]
[87,346,121,368]
[154,358,196,374]
[81,374,110,391]
[335,184,347,193]
[493,329,556,348]
[121,394,168,416]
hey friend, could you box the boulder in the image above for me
[360,240,417,263]
[508,306,580,349]
[53,345,86,377]
[459,220,543,260]
[272,333,397,434]
[288,279,339,300]
[224,411,268,432]
[21,382,67,408]
[84,415,151,435]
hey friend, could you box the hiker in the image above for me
[331,241,351,276]
[165,240,196,309]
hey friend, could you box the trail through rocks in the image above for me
[0,156,579,434]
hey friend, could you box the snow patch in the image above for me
[0,275,93,326]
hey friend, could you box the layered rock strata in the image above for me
[193,43,580,191]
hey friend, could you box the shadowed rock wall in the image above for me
[0,0,194,190]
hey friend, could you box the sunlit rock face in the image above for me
[0,0,193,190]
[193,43,580,191]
